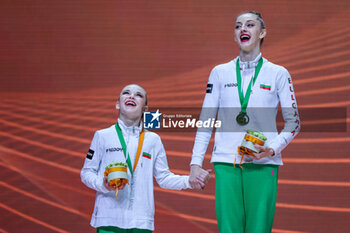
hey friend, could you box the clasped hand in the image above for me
[189,165,212,190]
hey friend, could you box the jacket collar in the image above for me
[238,53,262,70]
[117,118,143,135]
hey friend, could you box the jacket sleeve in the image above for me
[80,131,110,193]
[268,68,301,155]
[153,137,192,190]
[190,67,220,166]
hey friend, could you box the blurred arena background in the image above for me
[0,0,349,232]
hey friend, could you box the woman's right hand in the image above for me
[103,176,116,191]
[118,183,126,190]
[103,176,127,191]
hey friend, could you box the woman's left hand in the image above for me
[245,145,275,160]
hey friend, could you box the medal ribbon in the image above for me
[236,58,263,113]
[104,166,128,175]
[115,122,145,176]
[244,134,265,146]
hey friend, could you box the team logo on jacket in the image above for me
[106,147,123,153]
[224,83,238,88]
[144,109,161,129]
[86,149,94,160]
[206,83,213,93]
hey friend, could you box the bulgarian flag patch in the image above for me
[260,84,271,90]
[142,152,152,159]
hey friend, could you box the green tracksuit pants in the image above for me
[214,163,279,233]
[97,226,152,233]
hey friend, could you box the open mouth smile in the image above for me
[240,34,251,42]
[125,100,136,107]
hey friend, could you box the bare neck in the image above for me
[118,114,141,127]
[239,47,261,62]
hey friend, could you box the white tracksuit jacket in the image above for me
[81,119,191,231]
[191,54,301,166]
